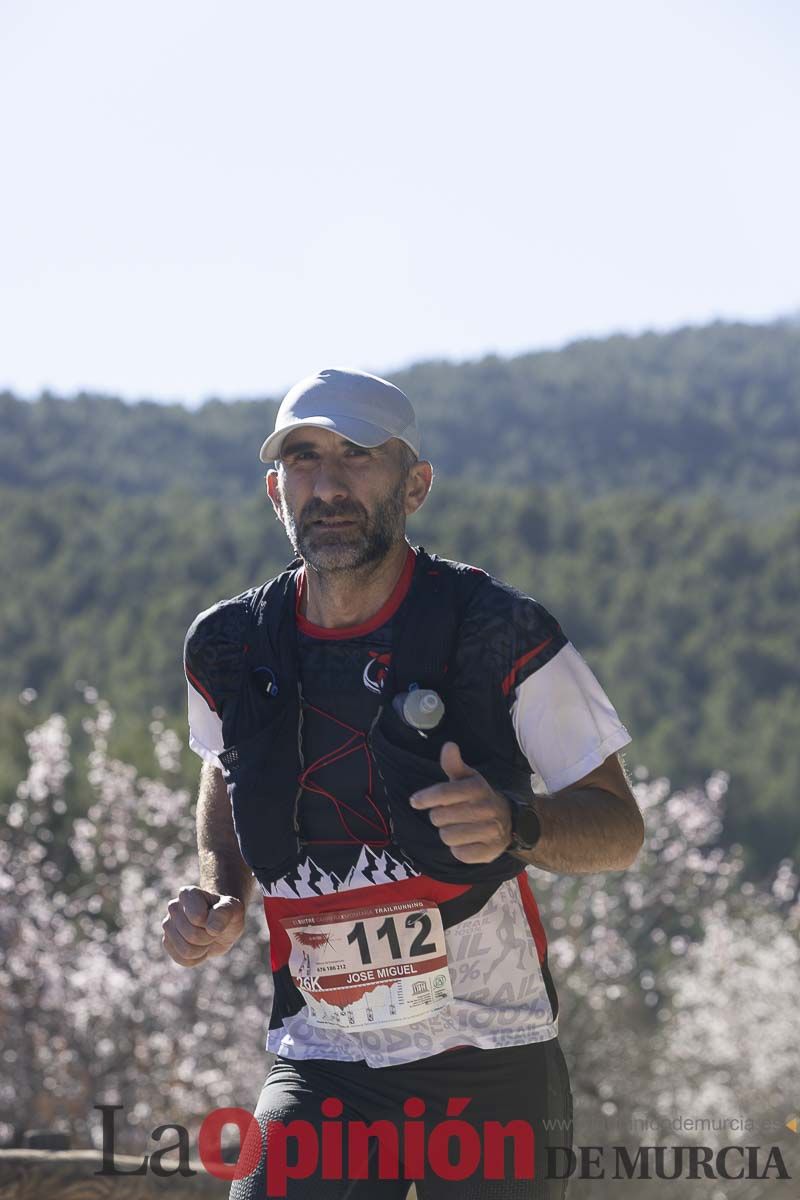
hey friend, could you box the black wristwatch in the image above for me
[508,796,542,852]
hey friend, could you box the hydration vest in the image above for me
[200,547,535,891]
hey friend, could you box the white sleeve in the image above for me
[510,641,631,794]
[187,680,225,769]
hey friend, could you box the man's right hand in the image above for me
[161,886,245,967]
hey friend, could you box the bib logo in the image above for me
[363,651,392,693]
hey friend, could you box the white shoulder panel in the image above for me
[510,642,631,794]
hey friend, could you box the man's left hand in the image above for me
[409,742,513,863]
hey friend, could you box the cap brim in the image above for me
[259,415,395,463]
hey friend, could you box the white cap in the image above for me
[260,367,420,463]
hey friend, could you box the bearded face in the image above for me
[275,466,409,572]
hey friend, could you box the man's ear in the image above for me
[265,469,284,523]
[405,460,433,516]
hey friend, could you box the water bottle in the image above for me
[392,686,445,732]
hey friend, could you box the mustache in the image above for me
[299,500,366,529]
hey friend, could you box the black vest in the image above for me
[210,548,534,890]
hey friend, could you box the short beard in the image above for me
[278,478,408,573]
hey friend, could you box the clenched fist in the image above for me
[161,886,245,967]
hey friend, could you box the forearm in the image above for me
[196,762,256,904]
[512,786,645,875]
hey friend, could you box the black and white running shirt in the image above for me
[185,545,631,1066]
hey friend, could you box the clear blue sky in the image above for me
[1,0,798,404]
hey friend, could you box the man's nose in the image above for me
[311,459,350,504]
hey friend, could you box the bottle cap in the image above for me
[395,688,445,731]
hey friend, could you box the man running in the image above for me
[162,367,644,1198]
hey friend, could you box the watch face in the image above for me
[515,805,541,850]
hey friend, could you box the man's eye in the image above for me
[284,446,369,464]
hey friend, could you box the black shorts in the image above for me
[229,1037,573,1199]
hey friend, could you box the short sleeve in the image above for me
[510,641,632,793]
[455,572,631,794]
[183,594,252,768]
[186,677,224,768]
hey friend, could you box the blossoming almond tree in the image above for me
[1,699,272,1150]
[1,691,798,1197]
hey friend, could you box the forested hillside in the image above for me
[2,320,799,876]
[3,320,800,514]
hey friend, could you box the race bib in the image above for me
[281,900,453,1031]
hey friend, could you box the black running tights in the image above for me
[228,1038,573,1199]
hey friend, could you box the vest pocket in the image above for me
[218,713,301,881]
[370,706,523,885]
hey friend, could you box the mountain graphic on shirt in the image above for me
[265,845,419,899]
